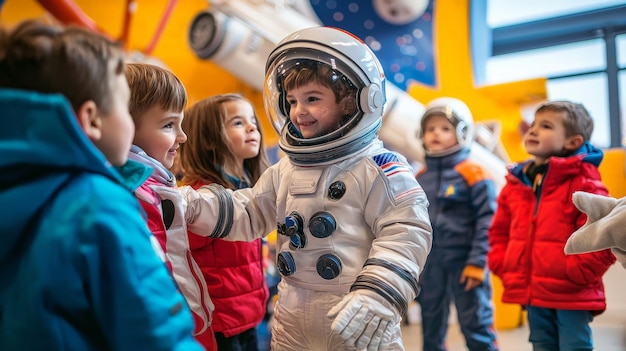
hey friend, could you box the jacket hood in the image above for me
[129,145,175,187]
[508,141,603,184]
[0,89,124,259]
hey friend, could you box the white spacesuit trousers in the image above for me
[270,281,405,351]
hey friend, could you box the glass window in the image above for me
[618,34,626,68]
[547,73,610,148]
[487,0,626,27]
[486,39,606,84]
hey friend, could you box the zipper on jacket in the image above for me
[532,166,547,215]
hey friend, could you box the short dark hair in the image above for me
[0,20,125,115]
[283,61,356,105]
[535,100,594,141]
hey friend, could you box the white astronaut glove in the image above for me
[566,191,626,268]
[327,289,397,351]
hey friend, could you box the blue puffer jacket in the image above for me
[417,147,496,268]
[0,89,202,351]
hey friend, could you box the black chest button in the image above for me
[328,181,346,200]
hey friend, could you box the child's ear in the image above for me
[75,100,103,141]
[564,134,584,151]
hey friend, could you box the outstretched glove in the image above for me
[327,289,398,351]
[151,184,234,238]
[565,191,626,268]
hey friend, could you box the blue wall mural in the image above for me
[307,0,436,90]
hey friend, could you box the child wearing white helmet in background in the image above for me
[415,97,499,351]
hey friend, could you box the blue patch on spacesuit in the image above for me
[373,153,411,178]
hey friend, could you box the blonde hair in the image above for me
[179,94,269,189]
[124,63,187,126]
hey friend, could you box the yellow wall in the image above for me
[600,148,626,198]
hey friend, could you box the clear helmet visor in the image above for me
[264,48,365,147]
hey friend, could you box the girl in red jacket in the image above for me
[179,93,270,350]
[488,101,616,351]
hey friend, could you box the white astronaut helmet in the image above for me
[263,26,386,165]
[419,97,474,156]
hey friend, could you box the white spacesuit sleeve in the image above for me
[358,157,432,314]
[153,184,228,237]
[153,169,278,242]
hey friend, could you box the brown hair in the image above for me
[535,100,594,141]
[124,63,187,127]
[0,20,125,114]
[283,61,357,108]
[179,94,269,190]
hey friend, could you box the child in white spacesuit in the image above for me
[156,26,433,351]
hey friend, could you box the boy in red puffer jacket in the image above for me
[488,100,616,351]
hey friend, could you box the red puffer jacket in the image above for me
[188,179,268,338]
[488,145,615,314]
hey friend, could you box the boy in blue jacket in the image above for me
[0,20,201,350]
[416,97,499,351]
